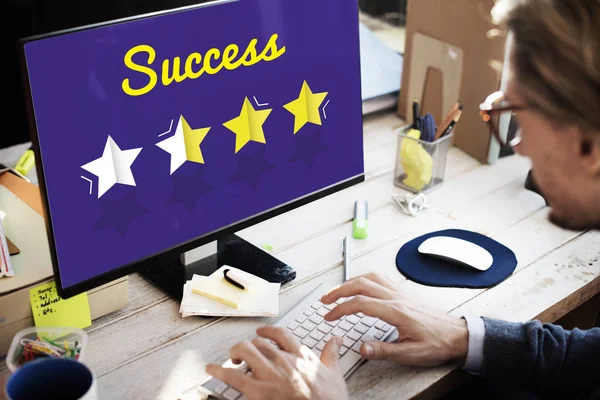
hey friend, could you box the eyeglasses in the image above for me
[479,91,527,149]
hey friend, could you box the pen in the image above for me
[223,268,245,290]
[412,99,420,131]
[342,236,350,282]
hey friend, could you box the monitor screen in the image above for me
[21,0,364,297]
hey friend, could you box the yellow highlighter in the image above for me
[15,147,35,176]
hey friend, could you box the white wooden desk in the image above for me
[1,111,599,400]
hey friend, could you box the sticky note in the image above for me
[29,281,92,329]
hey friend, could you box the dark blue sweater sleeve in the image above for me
[481,317,600,398]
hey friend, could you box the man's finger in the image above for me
[320,336,343,370]
[324,296,399,325]
[257,326,301,356]
[360,341,411,363]
[321,277,396,305]
[229,340,278,379]
[350,272,397,291]
[206,364,255,394]
[252,338,295,375]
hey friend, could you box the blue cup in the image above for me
[5,358,97,400]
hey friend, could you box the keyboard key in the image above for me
[352,341,363,353]
[310,330,325,341]
[287,322,299,331]
[331,328,345,337]
[325,319,339,327]
[360,317,377,327]
[223,387,241,400]
[316,308,329,317]
[375,331,384,340]
[361,327,379,343]
[381,323,392,332]
[296,315,308,323]
[345,315,360,325]
[343,337,355,348]
[339,346,349,356]
[293,327,310,339]
[375,321,385,330]
[304,308,315,316]
[354,324,368,334]
[317,323,332,334]
[335,297,346,305]
[347,330,362,341]
[316,341,326,351]
[323,303,336,310]
[312,301,322,309]
[309,315,324,325]
[356,312,365,318]
[215,382,229,394]
[323,333,333,343]
[302,337,318,348]
[301,321,317,331]
[313,348,322,358]
[338,321,354,331]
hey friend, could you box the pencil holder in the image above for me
[394,125,453,193]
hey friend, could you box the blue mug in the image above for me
[5,358,97,400]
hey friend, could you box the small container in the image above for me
[394,125,454,193]
[6,326,88,372]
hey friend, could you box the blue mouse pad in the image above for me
[396,229,518,288]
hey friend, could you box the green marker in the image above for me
[353,200,368,239]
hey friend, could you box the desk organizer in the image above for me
[394,125,453,193]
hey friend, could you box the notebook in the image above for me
[179,266,280,318]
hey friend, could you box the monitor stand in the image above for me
[138,234,296,302]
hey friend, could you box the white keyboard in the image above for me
[196,283,397,400]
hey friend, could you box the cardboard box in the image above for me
[398,0,507,163]
[0,168,128,355]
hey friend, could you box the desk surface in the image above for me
[1,112,598,400]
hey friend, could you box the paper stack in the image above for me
[179,266,280,317]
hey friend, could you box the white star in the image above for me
[81,136,142,199]
[156,117,186,175]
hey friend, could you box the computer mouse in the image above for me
[418,236,493,271]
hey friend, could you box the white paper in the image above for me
[180,275,280,317]
[0,216,14,278]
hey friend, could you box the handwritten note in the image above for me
[29,281,91,329]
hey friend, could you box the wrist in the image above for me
[448,318,469,365]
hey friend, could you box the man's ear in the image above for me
[580,135,600,176]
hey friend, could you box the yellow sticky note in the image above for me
[29,281,92,329]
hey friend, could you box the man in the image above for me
[206,0,600,398]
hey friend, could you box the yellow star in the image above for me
[182,116,211,164]
[283,80,328,134]
[223,97,272,154]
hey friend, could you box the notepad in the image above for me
[29,281,92,329]
[180,266,280,317]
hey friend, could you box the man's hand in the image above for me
[206,326,348,400]
[321,273,469,367]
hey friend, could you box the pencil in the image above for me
[435,101,460,141]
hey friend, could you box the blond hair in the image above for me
[492,0,600,134]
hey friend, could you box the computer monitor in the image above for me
[19,0,364,300]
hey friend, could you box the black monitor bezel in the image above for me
[17,0,365,299]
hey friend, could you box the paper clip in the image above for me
[392,193,428,217]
